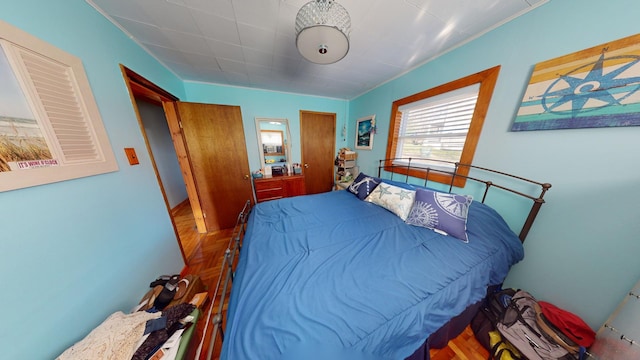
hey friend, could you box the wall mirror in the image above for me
[261,130,284,156]
[255,118,291,168]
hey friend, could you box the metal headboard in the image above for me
[378,158,551,242]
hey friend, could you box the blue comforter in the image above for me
[221,190,524,360]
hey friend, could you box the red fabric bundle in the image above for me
[538,301,596,347]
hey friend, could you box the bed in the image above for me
[206,159,551,360]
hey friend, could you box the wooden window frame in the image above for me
[384,65,501,187]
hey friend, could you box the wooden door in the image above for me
[170,102,253,231]
[300,111,336,194]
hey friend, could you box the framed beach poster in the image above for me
[0,45,54,172]
[513,33,640,131]
[355,115,375,150]
[0,20,117,192]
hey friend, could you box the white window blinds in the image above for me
[396,84,480,168]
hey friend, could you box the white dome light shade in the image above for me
[295,0,351,65]
[296,25,349,64]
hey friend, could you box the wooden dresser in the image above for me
[254,174,306,203]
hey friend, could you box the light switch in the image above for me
[124,148,139,165]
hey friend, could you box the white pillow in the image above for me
[365,183,416,221]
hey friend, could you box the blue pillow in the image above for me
[406,188,473,242]
[348,172,381,200]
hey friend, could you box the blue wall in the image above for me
[2,0,638,358]
[183,82,349,172]
[0,1,186,358]
[350,0,640,329]
[137,100,188,208]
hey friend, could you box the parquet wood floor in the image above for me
[175,204,489,360]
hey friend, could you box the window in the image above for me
[0,20,117,192]
[385,66,500,187]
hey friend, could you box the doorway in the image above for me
[300,110,336,194]
[121,66,254,262]
[121,66,194,262]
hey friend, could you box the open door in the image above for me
[164,102,253,231]
[123,66,252,239]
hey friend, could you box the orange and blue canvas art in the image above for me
[512,33,640,131]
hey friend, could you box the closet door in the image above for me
[300,110,336,194]
[172,102,253,231]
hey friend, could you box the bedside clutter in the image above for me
[137,274,205,311]
[56,275,208,360]
[335,181,352,190]
[471,288,594,360]
[271,165,285,176]
[335,148,358,190]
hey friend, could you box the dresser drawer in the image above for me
[255,187,285,202]
[254,178,281,191]
[254,175,305,202]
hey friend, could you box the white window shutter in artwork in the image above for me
[0,19,118,192]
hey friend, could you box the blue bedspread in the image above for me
[221,190,524,360]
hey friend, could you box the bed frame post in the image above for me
[482,182,492,203]
[448,162,459,193]
[518,183,552,242]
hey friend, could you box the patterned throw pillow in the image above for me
[406,189,473,242]
[364,183,416,221]
[348,172,381,200]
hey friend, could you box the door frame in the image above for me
[120,66,205,263]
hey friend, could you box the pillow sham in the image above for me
[348,172,381,200]
[380,179,416,190]
[365,183,416,221]
[405,188,473,242]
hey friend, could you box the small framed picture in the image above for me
[355,115,375,150]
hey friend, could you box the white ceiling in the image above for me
[87,0,547,100]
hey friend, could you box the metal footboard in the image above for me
[201,200,251,360]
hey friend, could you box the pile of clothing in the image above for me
[56,303,196,360]
[56,274,203,360]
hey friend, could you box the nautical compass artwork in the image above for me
[512,33,640,131]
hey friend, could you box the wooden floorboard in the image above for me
[175,204,489,360]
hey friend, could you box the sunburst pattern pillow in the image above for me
[365,183,416,221]
[405,188,473,242]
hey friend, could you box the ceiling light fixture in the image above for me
[295,0,351,65]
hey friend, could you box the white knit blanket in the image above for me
[57,311,160,360]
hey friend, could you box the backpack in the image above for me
[496,290,574,360]
[471,288,523,359]
[489,330,522,360]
